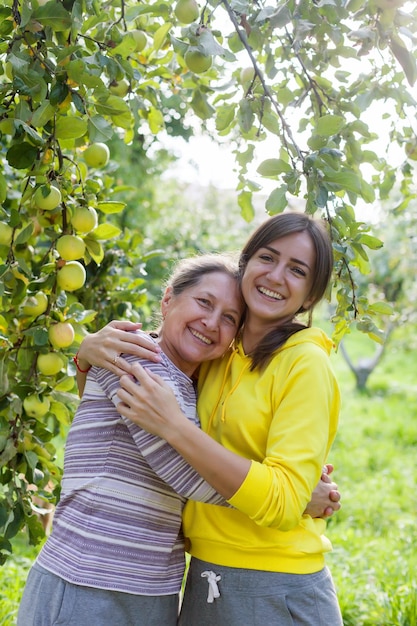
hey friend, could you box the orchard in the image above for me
[0,0,416,562]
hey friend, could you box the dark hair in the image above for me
[238,212,333,370]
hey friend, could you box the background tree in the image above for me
[0,0,416,561]
[338,203,417,390]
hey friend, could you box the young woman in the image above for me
[74,213,343,625]
[17,254,244,626]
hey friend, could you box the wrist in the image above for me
[73,351,91,373]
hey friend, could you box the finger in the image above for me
[324,463,334,475]
[109,320,142,331]
[329,489,341,502]
[129,362,164,386]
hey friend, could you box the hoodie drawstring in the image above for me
[201,570,221,603]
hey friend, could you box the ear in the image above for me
[161,286,174,319]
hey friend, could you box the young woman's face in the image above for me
[160,272,243,376]
[241,231,316,330]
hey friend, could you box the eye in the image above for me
[259,253,274,262]
[223,313,238,326]
[291,266,307,277]
[196,297,211,307]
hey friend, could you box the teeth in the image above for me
[190,329,212,345]
[258,286,283,300]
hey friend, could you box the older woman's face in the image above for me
[159,272,243,376]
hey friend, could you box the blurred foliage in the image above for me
[0,0,416,561]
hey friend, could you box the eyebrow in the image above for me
[264,245,312,271]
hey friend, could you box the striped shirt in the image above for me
[37,333,224,595]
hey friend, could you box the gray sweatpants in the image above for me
[17,563,179,626]
[179,558,343,626]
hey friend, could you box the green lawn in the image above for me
[1,326,416,625]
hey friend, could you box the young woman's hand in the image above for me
[305,464,341,519]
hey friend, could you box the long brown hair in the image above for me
[238,212,333,370]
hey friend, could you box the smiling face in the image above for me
[158,271,243,376]
[241,231,316,336]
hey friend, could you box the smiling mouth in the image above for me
[189,328,213,345]
[258,286,284,301]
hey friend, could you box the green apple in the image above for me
[37,352,65,376]
[71,206,98,233]
[48,321,75,348]
[83,143,110,168]
[109,79,129,97]
[56,234,86,261]
[184,49,212,74]
[0,221,13,245]
[22,291,48,317]
[174,0,199,23]
[56,261,86,292]
[23,394,51,418]
[130,29,147,52]
[33,185,62,211]
[239,67,256,85]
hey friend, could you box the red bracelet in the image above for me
[73,352,91,373]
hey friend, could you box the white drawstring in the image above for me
[201,570,221,603]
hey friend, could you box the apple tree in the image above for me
[0,0,417,560]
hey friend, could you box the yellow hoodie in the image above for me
[182,327,340,574]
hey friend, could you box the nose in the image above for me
[267,262,285,283]
[202,310,220,331]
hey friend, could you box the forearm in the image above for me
[158,413,251,500]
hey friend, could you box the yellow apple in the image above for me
[37,352,65,376]
[23,394,51,418]
[33,185,62,211]
[22,291,48,317]
[83,143,110,168]
[0,221,13,245]
[174,0,199,23]
[130,29,147,52]
[56,261,86,292]
[239,67,256,85]
[109,79,129,97]
[71,206,98,233]
[56,234,86,261]
[184,49,212,74]
[48,321,75,348]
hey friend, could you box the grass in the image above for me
[1,325,416,625]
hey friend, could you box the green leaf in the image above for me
[92,224,122,240]
[148,107,165,133]
[97,201,126,214]
[323,170,362,194]
[237,99,254,133]
[6,143,38,169]
[257,158,292,177]
[237,191,255,222]
[315,115,345,137]
[265,186,288,214]
[190,91,215,121]
[355,234,383,249]
[0,173,6,204]
[30,102,56,129]
[55,117,88,139]
[368,301,394,316]
[215,104,236,132]
[87,116,114,143]
[153,23,172,52]
[32,2,72,31]
[389,33,417,87]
